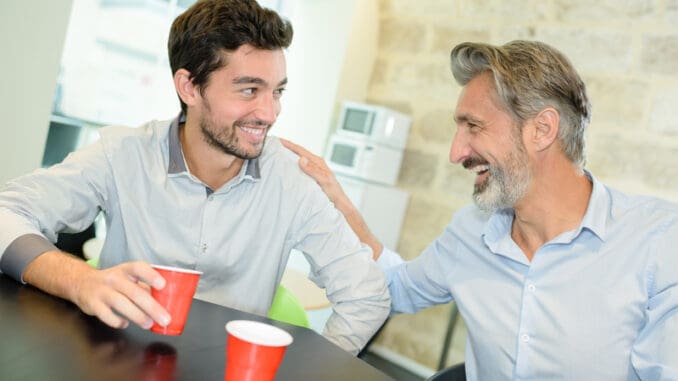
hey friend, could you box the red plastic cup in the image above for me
[150,265,202,336]
[225,320,293,381]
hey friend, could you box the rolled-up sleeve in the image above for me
[291,184,390,355]
[0,140,111,282]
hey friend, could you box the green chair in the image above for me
[86,257,99,268]
[268,285,310,328]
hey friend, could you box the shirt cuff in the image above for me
[0,234,58,283]
[376,247,404,270]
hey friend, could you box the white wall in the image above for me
[333,0,379,118]
[274,0,378,156]
[0,0,73,184]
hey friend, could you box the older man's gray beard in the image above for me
[472,151,531,213]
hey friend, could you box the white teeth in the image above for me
[240,126,264,136]
[471,165,489,174]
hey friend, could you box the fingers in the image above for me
[280,138,324,164]
[296,159,329,189]
[280,138,310,157]
[279,138,347,202]
[76,262,171,331]
[125,261,166,290]
[117,262,172,327]
[279,138,330,179]
[89,298,130,329]
[107,272,160,329]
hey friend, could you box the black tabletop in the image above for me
[0,275,393,381]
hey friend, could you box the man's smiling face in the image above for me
[449,72,532,212]
[195,44,288,160]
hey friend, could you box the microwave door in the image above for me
[330,143,358,167]
[328,141,364,180]
[342,108,375,135]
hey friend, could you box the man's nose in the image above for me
[449,128,471,164]
[255,93,279,124]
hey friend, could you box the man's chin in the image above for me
[230,139,266,160]
[472,183,504,213]
[234,149,263,160]
[473,196,497,213]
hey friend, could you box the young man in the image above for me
[0,0,389,355]
[283,40,678,378]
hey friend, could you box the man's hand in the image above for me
[280,138,385,260]
[280,138,347,204]
[24,252,171,330]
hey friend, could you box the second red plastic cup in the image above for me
[150,265,202,336]
[225,320,293,381]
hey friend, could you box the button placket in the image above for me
[515,273,538,378]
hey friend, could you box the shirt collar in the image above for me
[167,112,261,179]
[575,170,608,241]
[482,170,609,254]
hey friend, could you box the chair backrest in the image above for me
[268,285,311,328]
[426,363,466,381]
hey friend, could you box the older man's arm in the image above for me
[281,138,384,260]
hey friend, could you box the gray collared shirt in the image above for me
[0,115,390,354]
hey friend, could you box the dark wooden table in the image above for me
[0,275,393,380]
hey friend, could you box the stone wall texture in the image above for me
[364,0,678,370]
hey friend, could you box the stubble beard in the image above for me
[472,139,531,213]
[198,102,267,160]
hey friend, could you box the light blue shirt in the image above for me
[379,174,678,380]
[0,116,390,354]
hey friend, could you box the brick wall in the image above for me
[364,0,678,369]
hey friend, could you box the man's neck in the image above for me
[510,162,592,261]
[179,121,244,191]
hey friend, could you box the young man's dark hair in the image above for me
[168,0,294,113]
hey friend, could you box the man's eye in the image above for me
[241,88,256,95]
[273,88,286,98]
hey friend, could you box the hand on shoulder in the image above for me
[279,138,345,204]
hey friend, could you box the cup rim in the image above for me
[151,264,203,275]
[226,320,293,347]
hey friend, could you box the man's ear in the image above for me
[173,68,199,107]
[532,107,560,152]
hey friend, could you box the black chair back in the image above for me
[426,362,466,381]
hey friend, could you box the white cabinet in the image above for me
[337,175,409,251]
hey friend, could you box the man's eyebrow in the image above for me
[232,76,288,88]
[233,76,267,85]
[454,113,482,125]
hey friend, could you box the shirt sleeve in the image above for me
[0,139,111,282]
[383,223,456,314]
[290,184,390,355]
[376,247,404,269]
[631,219,678,379]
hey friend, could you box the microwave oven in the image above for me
[325,134,404,185]
[335,101,411,149]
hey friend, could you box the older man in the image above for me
[283,40,678,379]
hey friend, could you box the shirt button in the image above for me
[201,244,207,253]
[527,284,536,292]
[207,196,214,201]
[521,334,530,343]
